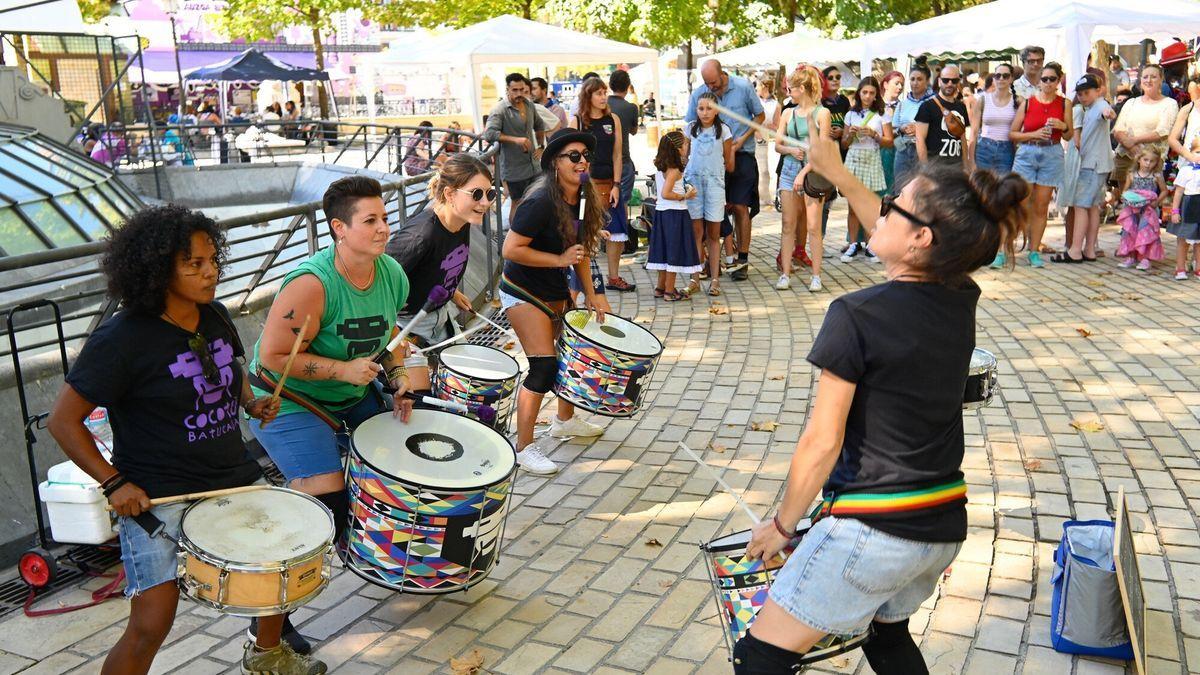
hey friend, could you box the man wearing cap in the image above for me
[1059,74,1116,263]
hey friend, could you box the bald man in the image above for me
[914,64,969,172]
[686,59,765,281]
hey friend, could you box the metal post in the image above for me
[166,4,189,158]
[134,44,163,200]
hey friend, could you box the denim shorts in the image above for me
[780,157,803,193]
[891,143,918,192]
[249,382,390,481]
[1072,169,1109,208]
[686,173,726,222]
[1012,143,1064,187]
[117,502,188,597]
[975,138,1015,174]
[767,516,962,636]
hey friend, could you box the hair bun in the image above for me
[970,169,1029,225]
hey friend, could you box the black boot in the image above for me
[248,613,313,655]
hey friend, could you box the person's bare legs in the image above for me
[1028,184,1054,253]
[731,204,751,257]
[1068,205,1088,258]
[1082,206,1101,259]
[779,188,800,276]
[706,221,722,291]
[605,239,623,284]
[1177,236,1190,272]
[805,194,825,279]
[102,583,177,675]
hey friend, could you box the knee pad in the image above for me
[862,619,927,675]
[523,355,557,394]
[315,490,350,534]
[732,632,806,675]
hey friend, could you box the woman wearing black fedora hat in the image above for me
[500,128,613,475]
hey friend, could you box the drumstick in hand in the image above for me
[106,484,268,511]
[272,314,311,402]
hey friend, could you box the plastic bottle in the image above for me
[84,407,113,456]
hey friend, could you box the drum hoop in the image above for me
[560,310,664,359]
[178,487,335,567]
[349,439,516,494]
[966,348,997,376]
[702,521,812,554]
[797,631,872,665]
[439,346,521,382]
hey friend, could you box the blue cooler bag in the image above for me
[1049,519,1133,659]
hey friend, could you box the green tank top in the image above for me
[250,246,409,415]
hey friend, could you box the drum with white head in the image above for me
[434,344,521,432]
[555,310,663,417]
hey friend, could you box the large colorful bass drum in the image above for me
[554,310,663,417]
[433,344,521,432]
[342,409,516,593]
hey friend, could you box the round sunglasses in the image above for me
[558,150,594,164]
[456,187,498,202]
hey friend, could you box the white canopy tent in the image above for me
[712,28,861,70]
[852,0,1200,85]
[375,15,661,128]
[0,0,83,31]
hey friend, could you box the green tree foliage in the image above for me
[546,0,784,50]
[762,0,986,36]
[77,0,119,23]
[377,0,548,28]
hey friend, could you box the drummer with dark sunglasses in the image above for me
[47,205,325,674]
[737,112,1027,674]
[386,153,496,394]
[500,128,613,475]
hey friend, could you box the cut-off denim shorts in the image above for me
[1012,142,1064,187]
[767,516,962,636]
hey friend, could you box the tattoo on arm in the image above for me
[291,327,301,336]
[303,361,319,377]
[283,309,295,320]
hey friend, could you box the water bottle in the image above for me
[84,407,114,455]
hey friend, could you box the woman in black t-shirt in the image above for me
[500,128,612,476]
[47,206,325,673]
[735,111,1028,675]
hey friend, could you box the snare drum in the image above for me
[177,487,334,616]
[434,344,521,432]
[963,348,998,410]
[701,525,870,663]
[555,310,663,417]
[342,409,515,594]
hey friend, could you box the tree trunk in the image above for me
[310,10,330,120]
[684,40,694,94]
[523,0,532,19]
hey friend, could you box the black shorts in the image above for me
[506,177,534,201]
[725,152,758,207]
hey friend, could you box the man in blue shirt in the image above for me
[686,60,765,281]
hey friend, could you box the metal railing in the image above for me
[0,126,503,366]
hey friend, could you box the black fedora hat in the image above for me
[540,128,595,170]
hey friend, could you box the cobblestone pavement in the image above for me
[2,205,1198,675]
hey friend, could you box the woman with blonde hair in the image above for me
[775,65,832,291]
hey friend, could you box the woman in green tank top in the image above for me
[248,176,410,533]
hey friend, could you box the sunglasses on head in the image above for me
[941,77,961,84]
[456,187,498,202]
[881,194,937,241]
[187,332,221,386]
[558,150,593,164]
[1041,75,1059,83]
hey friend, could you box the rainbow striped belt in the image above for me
[814,479,967,518]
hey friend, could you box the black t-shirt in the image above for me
[822,94,851,129]
[915,95,968,162]
[502,188,571,301]
[386,206,470,315]
[608,95,639,166]
[66,302,261,499]
[807,280,980,542]
[578,113,617,179]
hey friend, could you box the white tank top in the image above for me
[981,91,1017,141]
[655,171,689,211]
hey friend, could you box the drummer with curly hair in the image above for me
[47,205,326,674]
[740,111,1027,674]
[500,127,613,475]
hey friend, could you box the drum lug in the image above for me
[278,567,290,608]
[180,574,212,594]
[217,568,230,605]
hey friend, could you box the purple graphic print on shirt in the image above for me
[168,337,239,442]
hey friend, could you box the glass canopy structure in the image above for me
[0,123,143,258]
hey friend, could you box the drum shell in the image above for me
[701,530,797,646]
[963,348,998,410]
[553,319,662,417]
[433,347,520,432]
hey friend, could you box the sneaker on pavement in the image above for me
[730,263,749,281]
[241,640,326,675]
[1118,257,1136,268]
[864,245,879,263]
[1175,268,1188,280]
[989,252,1006,269]
[516,443,559,475]
[1028,251,1044,268]
[774,274,790,290]
[808,276,823,292]
[248,617,311,656]
[550,415,604,438]
[839,242,861,263]
[1137,259,1152,271]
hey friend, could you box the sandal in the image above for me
[663,289,688,302]
[708,283,721,296]
[686,279,702,296]
[1051,252,1083,263]
[605,277,637,292]
[653,287,665,298]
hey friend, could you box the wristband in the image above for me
[772,514,793,539]
[387,366,408,382]
[99,473,122,490]
[1173,208,1181,215]
[102,475,130,498]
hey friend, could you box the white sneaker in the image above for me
[1137,259,1152,271]
[516,443,559,475]
[839,242,860,263]
[1175,269,1189,280]
[1118,257,1135,268]
[774,274,790,290]
[808,276,823,292]
[549,415,604,438]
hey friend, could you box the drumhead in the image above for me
[562,310,662,358]
[440,344,520,381]
[352,409,515,489]
[968,348,996,375]
[181,488,332,564]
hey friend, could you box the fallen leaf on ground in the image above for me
[502,341,516,350]
[709,305,729,315]
[709,443,727,453]
[1023,459,1043,471]
[659,579,673,588]
[750,421,779,432]
[1089,294,1111,301]
[1075,327,1092,338]
[1097,270,1112,276]
[1070,419,1105,433]
[645,538,663,547]
[1121,293,1142,301]
[1085,279,1105,287]
[450,649,485,675]
[768,375,785,380]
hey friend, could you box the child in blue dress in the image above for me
[649,130,702,300]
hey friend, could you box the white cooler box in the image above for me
[38,460,118,545]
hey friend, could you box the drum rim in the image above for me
[796,630,872,664]
[349,410,517,492]
[438,344,521,381]
[966,348,997,376]
[561,309,664,358]
[178,487,335,567]
[701,521,812,553]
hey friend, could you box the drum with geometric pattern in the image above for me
[554,310,663,417]
[342,409,515,594]
[433,344,521,433]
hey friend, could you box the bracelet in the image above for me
[99,473,122,490]
[772,514,793,539]
[1173,208,1181,214]
[102,475,130,498]
[386,366,408,382]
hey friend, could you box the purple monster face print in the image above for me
[169,338,240,443]
[440,243,469,297]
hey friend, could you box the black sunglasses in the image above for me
[457,187,498,202]
[994,72,1012,79]
[558,150,593,164]
[1041,76,1060,83]
[187,332,221,385]
[941,77,961,84]
[881,194,937,242]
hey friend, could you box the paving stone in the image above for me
[553,638,614,672]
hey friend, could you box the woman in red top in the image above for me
[1010,62,1074,268]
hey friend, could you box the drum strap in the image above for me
[813,478,967,520]
[499,274,562,323]
[249,368,345,431]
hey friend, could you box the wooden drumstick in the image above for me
[105,484,267,511]
[713,102,803,150]
[272,313,312,402]
[678,441,761,524]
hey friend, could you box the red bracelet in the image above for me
[772,514,793,539]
